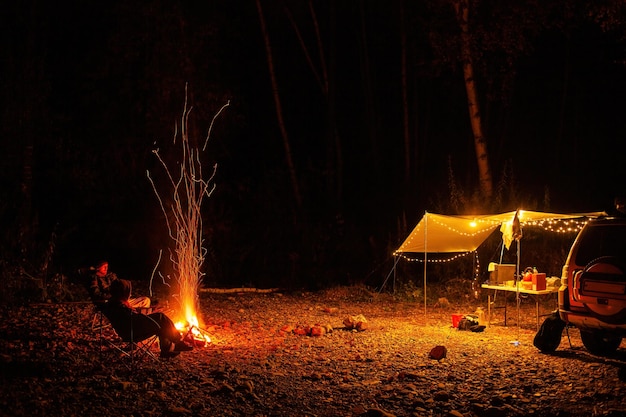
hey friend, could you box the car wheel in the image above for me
[580,329,622,356]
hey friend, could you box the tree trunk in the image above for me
[454,0,493,199]
[20,143,36,255]
[256,0,303,213]
[358,3,381,180]
[284,1,344,210]
[555,34,571,173]
[400,0,411,186]
[324,3,344,208]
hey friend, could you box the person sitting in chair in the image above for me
[101,278,193,358]
[88,260,151,308]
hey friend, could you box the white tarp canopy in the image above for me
[394,210,607,255]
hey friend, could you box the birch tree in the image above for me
[453,0,493,199]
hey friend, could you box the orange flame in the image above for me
[174,291,211,346]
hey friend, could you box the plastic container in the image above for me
[475,307,485,325]
[532,273,547,290]
[451,314,464,328]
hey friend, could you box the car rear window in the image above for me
[574,223,626,267]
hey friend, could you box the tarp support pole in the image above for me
[393,256,396,293]
[378,255,401,294]
[424,211,428,315]
[516,237,521,341]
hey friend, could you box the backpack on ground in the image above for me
[533,311,566,353]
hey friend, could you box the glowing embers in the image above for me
[176,316,211,348]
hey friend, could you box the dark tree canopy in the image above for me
[1,0,626,290]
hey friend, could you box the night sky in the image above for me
[2,1,626,288]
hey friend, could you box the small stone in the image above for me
[310,325,325,337]
[434,391,450,401]
[365,407,396,417]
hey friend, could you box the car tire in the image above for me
[580,256,626,323]
[580,329,622,356]
[586,256,625,271]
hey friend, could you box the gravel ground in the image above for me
[1,288,626,417]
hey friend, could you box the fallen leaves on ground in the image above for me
[1,289,625,417]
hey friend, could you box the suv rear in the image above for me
[558,216,626,355]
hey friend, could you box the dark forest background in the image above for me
[2,1,626,297]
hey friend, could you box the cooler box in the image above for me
[451,314,464,328]
[532,273,546,291]
[489,264,516,285]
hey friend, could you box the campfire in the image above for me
[174,309,211,348]
[172,277,211,348]
[147,92,229,351]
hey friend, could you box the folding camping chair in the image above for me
[96,305,160,369]
[91,302,112,332]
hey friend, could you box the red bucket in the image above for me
[451,314,464,328]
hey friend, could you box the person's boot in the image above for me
[173,340,193,352]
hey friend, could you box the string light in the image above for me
[394,215,501,254]
[394,216,588,263]
[396,251,475,263]
[520,218,587,233]
[429,216,500,237]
